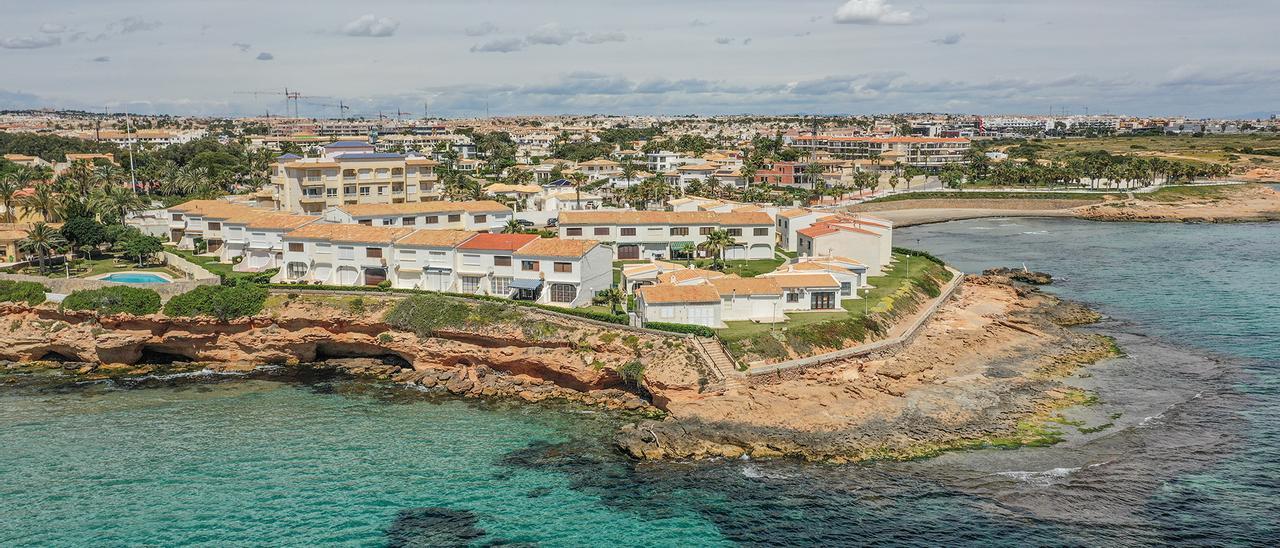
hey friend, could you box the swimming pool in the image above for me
[98,272,172,284]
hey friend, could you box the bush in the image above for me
[618,360,646,388]
[644,321,716,337]
[0,280,48,305]
[164,282,268,321]
[893,247,947,266]
[384,293,518,337]
[61,286,161,315]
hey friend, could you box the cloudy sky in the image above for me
[2,0,1277,118]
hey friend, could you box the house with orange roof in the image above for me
[511,237,613,306]
[389,230,480,292]
[619,260,687,293]
[280,224,417,286]
[219,212,320,271]
[636,283,723,328]
[558,210,775,261]
[796,218,892,275]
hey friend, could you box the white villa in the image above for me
[557,210,776,261]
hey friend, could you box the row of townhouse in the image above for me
[632,257,867,328]
[776,209,894,274]
[270,140,444,214]
[278,226,612,307]
[787,136,971,169]
[556,210,776,261]
[319,200,513,232]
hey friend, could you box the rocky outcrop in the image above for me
[983,267,1052,285]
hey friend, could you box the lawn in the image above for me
[168,248,272,281]
[75,256,174,278]
[689,257,786,278]
[1008,134,1280,173]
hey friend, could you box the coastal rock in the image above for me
[983,267,1053,285]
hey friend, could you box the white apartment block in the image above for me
[789,136,971,168]
[557,210,776,261]
[320,200,513,232]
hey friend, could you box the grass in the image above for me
[863,191,1106,204]
[690,258,786,278]
[74,256,174,278]
[717,252,949,362]
[1033,134,1280,169]
[167,248,236,278]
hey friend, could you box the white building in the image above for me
[558,210,776,261]
[321,200,512,232]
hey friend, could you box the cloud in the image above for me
[342,14,399,37]
[108,17,161,34]
[0,35,62,49]
[743,38,753,46]
[91,56,110,63]
[932,33,964,45]
[689,19,710,27]
[714,37,734,45]
[526,23,576,45]
[232,42,252,52]
[256,52,274,61]
[833,0,921,25]
[39,23,67,34]
[465,22,498,37]
[470,38,526,53]
[578,32,626,44]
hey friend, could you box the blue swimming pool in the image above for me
[100,273,171,284]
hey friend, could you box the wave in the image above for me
[996,466,1081,486]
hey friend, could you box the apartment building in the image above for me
[512,237,613,307]
[270,144,443,214]
[166,200,259,250]
[789,136,971,168]
[279,224,415,286]
[218,212,318,272]
[390,229,479,292]
[557,210,775,261]
[635,266,848,327]
[796,220,891,276]
[321,200,512,232]
[777,209,893,261]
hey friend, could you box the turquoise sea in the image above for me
[3,217,1278,546]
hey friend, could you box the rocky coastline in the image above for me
[1,274,1118,464]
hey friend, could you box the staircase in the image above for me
[696,337,745,392]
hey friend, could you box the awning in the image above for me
[669,241,695,251]
[511,279,543,290]
[423,266,452,273]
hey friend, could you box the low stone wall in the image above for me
[162,252,220,282]
[0,271,212,301]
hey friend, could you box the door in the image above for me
[247,251,272,269]
[617,244,640,260]
[397,271,421,289]
[337,266,358,285]
[363,268,387,286]
[810,292,835,310]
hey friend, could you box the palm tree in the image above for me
[90,184,145,225]
[597,287,624,315]
[18,222,67,274]
[568,171,589,211]
[20,183,61,223]
[0,175,19,223]
[501,218,524,234]
[698,229,737,270]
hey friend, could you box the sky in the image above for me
[1,0,1278,118]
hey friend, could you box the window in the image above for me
[699,227,714,235]
[754,227,769,236]
[522,260,539,272]
[377,186,387,196]
[474,214,487,223]
[326,188,338,197]
[787,292,801,303]
[344,186,356,196]
[447,214,461,223]
[428,251,447,263]
[288,242,304,252]
[549,283,577,303]
[382,219,395,226]
[566,227,583,236]
[400,249,416,259]
[171,213,183,221]
[727,228,743,237]
[338,246,354,260]
[207,222,222,231]
[358,219,373,226]
[316,243,332,253]
[462,254,481,267]
[286,262,308,279]
[461,276,481,293]
[402,217,416,226]
[554,262,572,273]
[494,256,512,267]
[491,276,512,295]
[670,227,689,236]
[366,247,383,258]
[424,215,439,224]
[840,282,852,296]
[593,227,609,236]
[621,227,636,236]
[359,187,371,196]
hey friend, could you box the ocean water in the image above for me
[2,218,1278,546]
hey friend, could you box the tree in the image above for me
[20,183,60,223]
[119,231,164,266]
[60,216,108,258]
[0,174,19,223]
[89,184,144,225]
[597,287,624,315]
[501,218,523,234]
[18,222,67,274]
[939,164,966,189]
[698,229,737,270]
[568,171,589,211]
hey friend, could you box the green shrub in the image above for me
[644,321,716,337]
[0,280,47,305]
[61,286,161,315]
[376,280,391,290]
[164,282,268,321]
[384,293,515,337]
[892,247,947,266]
[618,360,646,388]
[348,297,366,315]
[263,284,631,325]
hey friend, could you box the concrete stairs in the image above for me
[696,337,745,392]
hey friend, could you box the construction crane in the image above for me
[301,99,350,119]
[234,88,302,118]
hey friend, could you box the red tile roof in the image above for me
[456,232,540,251]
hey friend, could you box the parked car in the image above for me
[515,219,536,227]
[545,218,559,228]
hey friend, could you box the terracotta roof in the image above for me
[677,163,719,171]
[283,223,415,245]
[456,232,539,251]
[765,273,841,288]
[484,183,543,194]
[621,260,685,276]
[709,277,782,296]
[242,213,318,231]
[778,208,817,219]
[797,225,839,238]
[798,222,881,238]
[792,136,970,143]
[638,283,722,305]
[657,268,726,284]
[516,237,600,258]
[338,200,510,217]
[395,229,478,248]
[559,210,772,226]
[405,158,440,166]
[284,161,340,169]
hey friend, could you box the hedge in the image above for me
[893,247,947,266]
[164,283,268,321]
[266,283,630,325]
[644,321,716,337]
[61,286,161,315]
[0,280,48,305]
